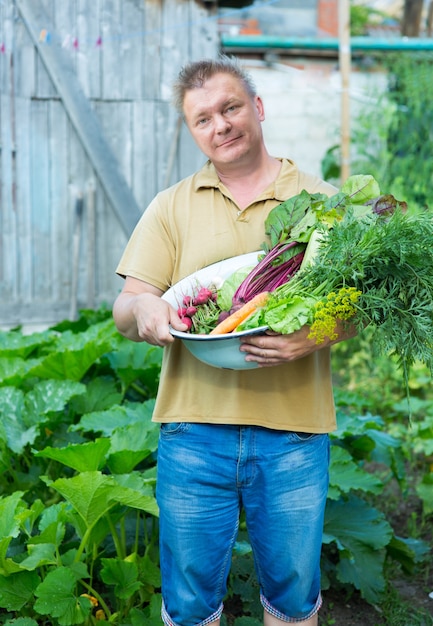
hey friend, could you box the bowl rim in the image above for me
[169,325,269,342]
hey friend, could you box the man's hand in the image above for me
[113,276,188,346]
[239,322,356,367]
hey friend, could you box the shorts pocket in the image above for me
[159,422,191,437]
[285,431,319,443]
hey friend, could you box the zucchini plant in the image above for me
[0,310,429,624]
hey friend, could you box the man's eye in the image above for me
[198,117,209,125]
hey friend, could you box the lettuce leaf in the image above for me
[217,266,254,311]
[341,174,381,204]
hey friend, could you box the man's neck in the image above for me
[216,154,282,211]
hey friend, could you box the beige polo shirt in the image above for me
[116,159,338,432]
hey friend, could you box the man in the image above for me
[113,56,351,626]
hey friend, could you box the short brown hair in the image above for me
[172,55,257,113]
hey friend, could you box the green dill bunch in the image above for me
[309,287,362,344]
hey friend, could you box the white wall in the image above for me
[245,60,388,180]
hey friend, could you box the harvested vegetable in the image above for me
[176,284,220,334]
[239,204,433,386]
[228,174,390,313]
[209,291,270,335]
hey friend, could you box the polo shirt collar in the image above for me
[194,159,299,203]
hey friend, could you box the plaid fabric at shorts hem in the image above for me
[161,599,224,626]
[261,592,323,623]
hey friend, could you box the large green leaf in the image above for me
[28,320,119,381]
[19,543,58,570]
[0,570,40,610]
[0,492,25,539]
[36,439,111,472]
[0,381,84,454]
[44,472,123,528]
[34,566,92,625]
[106,340,163,378]
[44,471,159,530]
[24,380,85,426]
[107,420,159,473]
[0,387,33,454]
[323,496,393,603]
[328,445,383,500]
[386,535,430,575]
[0,329,56,358]
[72,400,155,437]
[416,472,433,515]
[0,357,41,386]
[100,557,142,599]
[69,377,123,414]
[0,493,38,576]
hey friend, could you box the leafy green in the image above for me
[217,266,255,311]
[247,206,433,390]
[340,173,381,203]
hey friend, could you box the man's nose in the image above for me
[214,114,231,133]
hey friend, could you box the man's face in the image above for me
[183,73,265,168]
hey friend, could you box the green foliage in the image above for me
[350,2,390,36]
[0,307,431,623]
[0,310,163,624]
[325,52,433,212]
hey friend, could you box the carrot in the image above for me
[209,292,269,335]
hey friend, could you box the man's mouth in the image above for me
[218,135,242,148]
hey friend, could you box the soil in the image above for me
[319,471,433,626]
[320,580,433,626]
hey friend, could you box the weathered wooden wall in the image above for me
[0,0,217,328]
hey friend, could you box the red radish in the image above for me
[177,307,188,317]
[186,306,198,317]
[180,316,192,330]
[193,287,213,305]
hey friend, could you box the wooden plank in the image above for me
[178,121,206,181]
[93,99,135,298]
[118,0,145,100]
[14,96,33,304]
[0,300,75,328]
[142,0,162,100]
[48,99,70,303]
[160,0,189,99]
[13,10,36,98]
[35,0,58,99]
[96,100,133,187]
[132,99,156,208]
[0,9,19,301]
[0,3,10,95]
[0,91,17,300]
[100,0,123,100]
[67,112,92,313]
[76,0,101,99]
[189,0,219,60]
[16,0,142,236]
[30,99,51,301]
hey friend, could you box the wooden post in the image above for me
[402,0,424,36]
[338,0,351,183]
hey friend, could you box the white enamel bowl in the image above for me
[162,252,268,370]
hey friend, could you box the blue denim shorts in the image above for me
[156,423,330,626]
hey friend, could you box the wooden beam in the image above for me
[338,0,351,183]
[16,0,142,237]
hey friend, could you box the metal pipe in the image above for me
[221,34,433,51]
